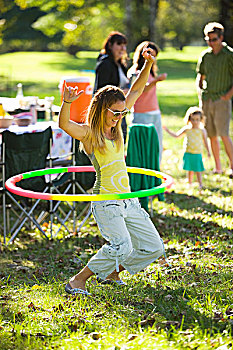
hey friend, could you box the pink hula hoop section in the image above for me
[5,166,173,202]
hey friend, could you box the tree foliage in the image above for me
[156,0,220,49]
[11,0,126,54]
[0,0,231,55]
[0,0,53,51]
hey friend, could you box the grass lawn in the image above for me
[0,51,98,104]
[0,48,233,349]
[0,46,203,111]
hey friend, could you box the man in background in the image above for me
[196,22,233,178]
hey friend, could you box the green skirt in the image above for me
[183,152,205,172]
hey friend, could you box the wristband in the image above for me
[63,100,72,104]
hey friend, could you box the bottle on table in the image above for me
[45,96,54,121]
[30,104,37,124]
[16,83,24,107]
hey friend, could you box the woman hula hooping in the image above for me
[59,47,166,296]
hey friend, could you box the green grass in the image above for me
[0,51,98,104]
[0,47,233,349]
[157,46,205,117]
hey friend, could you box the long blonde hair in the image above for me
[82,85,125,154]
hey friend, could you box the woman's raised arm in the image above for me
[125,48,156,110]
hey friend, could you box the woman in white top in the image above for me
[93,31,130,142]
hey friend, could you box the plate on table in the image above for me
[13,112,32,126]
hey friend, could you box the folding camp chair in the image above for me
[50,138,95,237]
[1,126,96,244]
[126,124,164,215]
[1,127,53,244]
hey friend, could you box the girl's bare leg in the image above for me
[188,171,194,185]
[196,172,203,188]
[69,266,94,291]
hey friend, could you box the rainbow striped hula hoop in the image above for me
[5,166,173,202]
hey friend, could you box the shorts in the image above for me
[202,99,232,138]
[87,198,164,280]
[183,152,205,172]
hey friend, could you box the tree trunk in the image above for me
[149,0,159,42]
[219,0,233,47]
[125,0,133,52]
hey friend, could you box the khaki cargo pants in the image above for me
[88,198,164,280]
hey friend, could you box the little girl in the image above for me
[163,106,211,189]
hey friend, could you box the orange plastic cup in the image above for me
[59,77,93,123]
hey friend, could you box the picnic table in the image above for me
[0,97,71,159]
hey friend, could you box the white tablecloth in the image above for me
[0,121,72,158]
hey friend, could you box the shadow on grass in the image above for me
[0,224,232,344]
[0,233,102,284]
[46,57,195,81]
[1,195,231,288]
[206,188,233,197]
[159,95,199,117]
[124,280,230,334]
[165,192,233,217]
[90,267,231,336]
[44,57,97,72]
[158,59,197,80]
[152,212,232,244]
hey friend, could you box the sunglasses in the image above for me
[190,117,201,122]
[205,37,219,42]
[107,107,129,118]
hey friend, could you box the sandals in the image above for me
[65,277,126,296]
[96,277,126,286]
[65,283,91,296]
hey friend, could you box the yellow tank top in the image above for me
[89,138,130,194]
[184,128,203,154]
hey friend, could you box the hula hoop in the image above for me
[5,166,173,202]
